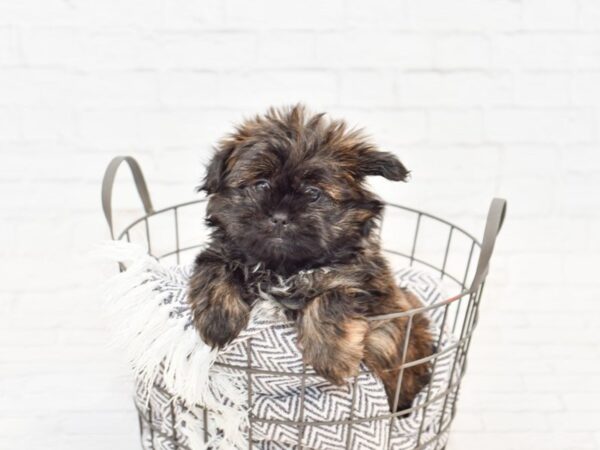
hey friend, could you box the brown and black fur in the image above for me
[188,105,433,411]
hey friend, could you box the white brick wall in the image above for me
[1,0,599,448]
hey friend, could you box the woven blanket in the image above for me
[102,243,459,450]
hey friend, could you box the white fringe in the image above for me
[99,241,249,450]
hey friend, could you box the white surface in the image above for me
[0,0,599,449]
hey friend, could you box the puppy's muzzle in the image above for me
[270,211,289,228]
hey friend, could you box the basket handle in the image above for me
[469,197,507,293]
[102,156,154,239]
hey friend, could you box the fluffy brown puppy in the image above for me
[188,105,433,411]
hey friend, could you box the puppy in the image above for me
[189,105,433,412]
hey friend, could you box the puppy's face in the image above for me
[201,105,409,274]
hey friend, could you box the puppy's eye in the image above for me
[254,179,271,191]
[303,186,321,202]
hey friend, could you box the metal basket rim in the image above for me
[117,198,482,246]
[115,198,483,320]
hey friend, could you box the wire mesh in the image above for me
[112,198,491,450]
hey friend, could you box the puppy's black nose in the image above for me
[270,211,289,227]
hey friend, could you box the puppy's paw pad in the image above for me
[193,303,249,349]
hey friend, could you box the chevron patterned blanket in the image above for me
[103,243,459,450]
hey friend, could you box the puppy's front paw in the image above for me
[299,316,368,385]
[188,263,250,349]
[193,300,249,349]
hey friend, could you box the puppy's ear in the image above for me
[358,150,410,181]
[198,146,234,194]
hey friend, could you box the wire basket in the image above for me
[102,156,506,450]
